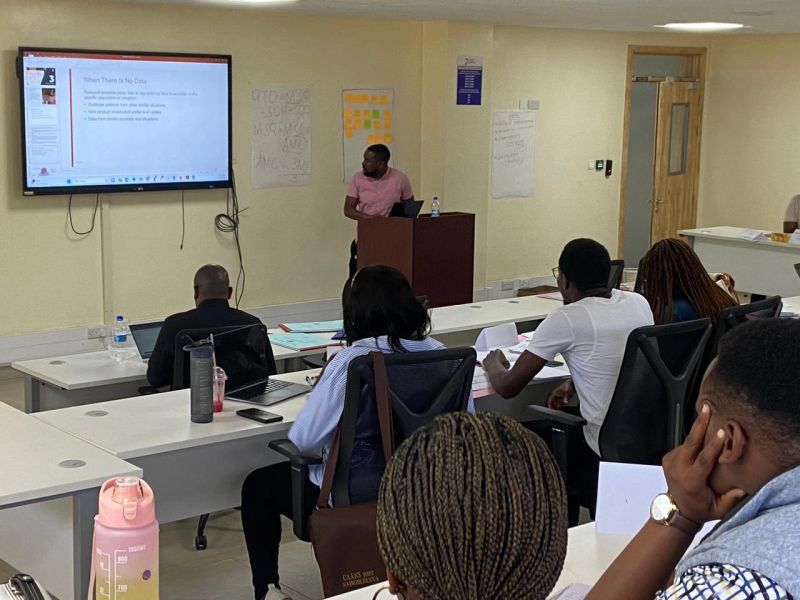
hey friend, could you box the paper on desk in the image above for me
[278,320,344,333]
[537,291,564,301]
[596,462,716,540]
[789,230,800,246]
[269,332,332,351]
[474,322,518,351]
[737,228,767,241]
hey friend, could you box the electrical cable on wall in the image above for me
[215,169,247,307]
[179,190,186,250]
[68,194,100,235]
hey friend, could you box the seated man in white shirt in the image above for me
[484,238,654,523]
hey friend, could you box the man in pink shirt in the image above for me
[344,144,415,276]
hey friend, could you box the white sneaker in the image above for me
[264,584,292,600]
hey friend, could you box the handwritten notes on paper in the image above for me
[251,86,311,188]
[492,110,536,198]
[342,89,394,182]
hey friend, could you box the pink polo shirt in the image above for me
[346,167,414,217]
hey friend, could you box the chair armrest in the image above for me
[525,405,587,428]
[269,439,323,466]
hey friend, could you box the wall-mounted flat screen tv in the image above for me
[18,47,232,196]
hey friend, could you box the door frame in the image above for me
[617,45,707,259]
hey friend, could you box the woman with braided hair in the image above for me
[638,238,737,325]
[376,412,568,600]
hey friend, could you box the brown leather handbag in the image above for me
[309,351,394,598]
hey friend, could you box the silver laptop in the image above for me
[225,376,311,406]
[129,321,163,362]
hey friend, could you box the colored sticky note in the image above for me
[364,120,371,129]
[383,110,391,119]
[374,121,382,130]
[367,135,376,144]
[370,95,378,104]
[354,110,362,119]
[345,94,356,104]
[344,108,354,118]
[360,95,369,103]
[355,120,362,130]
[372,109,380,119]
[345,130,354,138]
[384,135,393,143]
[345,119,354,129]
[380,95,389,104]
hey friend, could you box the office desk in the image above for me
[0,402,142,600]
[680,226,800,297]
[14,298,562,412]
[12,329,333,412]
[327,522,631,599]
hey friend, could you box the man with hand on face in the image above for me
[483,238,653,523]
[343,144,414,277]
[587,318,800,600]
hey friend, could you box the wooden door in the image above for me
[651,81,703,242]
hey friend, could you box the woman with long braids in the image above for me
[376,412,568,600]
[638,238,737,325]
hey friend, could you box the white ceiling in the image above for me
[120,0,800,34]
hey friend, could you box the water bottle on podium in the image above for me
[431,195,441,217]
[90,476,159,600]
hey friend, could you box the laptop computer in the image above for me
[225,376,311,407]
[389,200,424,218]
[129,321,163,362]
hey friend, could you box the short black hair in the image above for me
[709,318,800,460]
[367,144,391,163]
[343,266,430,351]
[193,264,230,297]
[558,238,611,292]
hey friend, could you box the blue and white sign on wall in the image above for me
[456,55,483,106]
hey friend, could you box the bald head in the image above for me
[193,264,231,305]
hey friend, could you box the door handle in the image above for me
[655,199,666,205]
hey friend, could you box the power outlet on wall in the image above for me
[501,280,515,291]
[87,327,108,340]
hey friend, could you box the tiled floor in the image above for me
[0,511,324,600]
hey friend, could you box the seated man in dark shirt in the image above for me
[147,264,263,388]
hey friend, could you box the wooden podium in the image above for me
[357,212,475,308]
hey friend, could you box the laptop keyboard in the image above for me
[232,379,292,399]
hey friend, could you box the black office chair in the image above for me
[794,263,800,280]
[526,319,712,523]
[269,347,476,541]
[684,295,782,432]
[608,259,625,290]
[173,324,277,549]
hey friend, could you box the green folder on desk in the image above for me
[278,320,343,333]
[269,332,333,351]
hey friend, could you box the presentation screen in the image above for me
[18,47,232,196]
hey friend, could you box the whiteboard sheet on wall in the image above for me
[491,110,536,198]
[251,86,311,188]
[341,88,394,183]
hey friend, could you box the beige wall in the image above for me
[0,0,422,335]
[699,35,800,231]
[3,1,796,338]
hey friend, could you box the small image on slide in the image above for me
[40,68,56,85]
[41,88,56,105]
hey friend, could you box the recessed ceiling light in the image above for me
[654,22,748,33]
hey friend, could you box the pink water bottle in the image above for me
[90,477,159,600]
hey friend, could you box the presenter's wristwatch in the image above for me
[650,493,702,535]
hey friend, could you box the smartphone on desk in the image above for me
[236,408,283,424]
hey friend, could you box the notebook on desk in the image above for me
[225,376,311,406]
[129,322,163,361]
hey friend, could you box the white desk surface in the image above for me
[13,299,561,391]
[680,226,800,252]
[11,329,331,391]
[429,295,561,335]
[32,370,314,460]
[782,296,800,312]
[0,402,141,506]
[328,522,631,599]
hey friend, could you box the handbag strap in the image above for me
[315,351,395,509]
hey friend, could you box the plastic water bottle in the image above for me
[91,476,159,600]
[185,341,214,423]
[431,196,441,217]
[109,315,131,362]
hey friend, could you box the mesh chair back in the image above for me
[599,319,711,465]
[332,347,476,506]
[609,259,625,290]
[172,324,277,390]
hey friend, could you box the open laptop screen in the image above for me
[129,322,163,359]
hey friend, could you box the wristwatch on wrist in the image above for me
[650,493,702,535]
